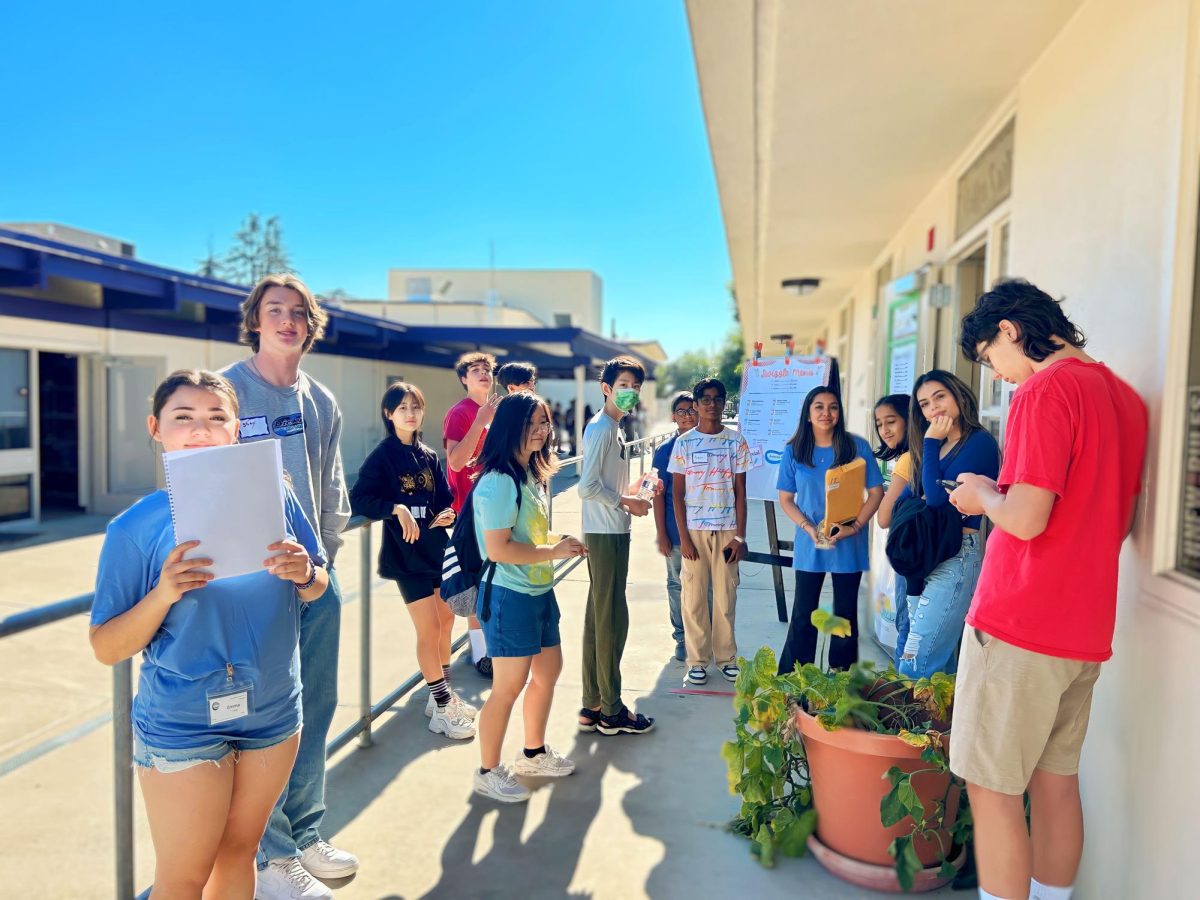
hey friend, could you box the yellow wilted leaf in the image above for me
[896,729,932,749]
[810,609,853,637]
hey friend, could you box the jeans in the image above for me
[897,534,981,678]
[258,567,342,867]
[778,570,863,674]
[892,574,909,669]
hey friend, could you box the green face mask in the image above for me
[613,388,641,412]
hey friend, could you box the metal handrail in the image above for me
[0,427,673,899]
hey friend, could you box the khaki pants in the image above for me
[681,529,740,667]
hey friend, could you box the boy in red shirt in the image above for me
[444,351,502,677]
[949,280,1146,900]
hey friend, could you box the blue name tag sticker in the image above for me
[239,416,269,439]
[273,413,305,437]
[765,449,783,464]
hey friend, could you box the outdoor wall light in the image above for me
[781,277,821,296]
[769,333,794,343]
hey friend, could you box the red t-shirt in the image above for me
[443,396,488,513]
[967,359,1146,662]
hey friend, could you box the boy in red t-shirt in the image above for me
[443,351,501,677]
[948,280,1146,900]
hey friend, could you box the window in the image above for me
[0,349,31,450]
[405,277,432,302]
[0,474,31,522]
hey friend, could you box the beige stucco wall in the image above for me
[386,268,603,333]
[798,0,1197,893]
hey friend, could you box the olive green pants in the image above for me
[581,533,631,716]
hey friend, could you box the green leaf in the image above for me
[938,860,957,880]
[775,808,817,857]
[810,608,853,637]
[880,783,907,827]
[888,834,922,893]
[763,743,785,774]
[755,824,777,868]
[898,780,925,823]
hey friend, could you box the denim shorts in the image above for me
[478,583,561,658]
[133,729,298,774]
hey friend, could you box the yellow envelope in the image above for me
[820,457,867,539]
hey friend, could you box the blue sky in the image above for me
[1,1,731,359]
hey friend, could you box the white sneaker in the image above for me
[299,839,359,879]
[425,690,478,721]
[686,665,708,685]
[473,763,531,803]
[256,858,333,900]
[429,706,476,740]
[511,745,576,778]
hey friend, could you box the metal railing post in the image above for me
[113,658,134,900]
[358,523,373,749]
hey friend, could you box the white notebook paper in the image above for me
[163,440,287,581]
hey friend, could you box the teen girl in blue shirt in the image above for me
[89,369,327,899]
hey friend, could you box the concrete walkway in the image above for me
[0,484,955,898]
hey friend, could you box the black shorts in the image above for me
[395,574,441,604]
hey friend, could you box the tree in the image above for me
[195,238,223,279]
[217,213,295,285]
[658,297,746,405]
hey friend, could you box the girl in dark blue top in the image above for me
[897,370,1000,677]
[89,369,328,899]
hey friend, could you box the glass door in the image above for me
[91,357,163,514]
[0,348,35,523]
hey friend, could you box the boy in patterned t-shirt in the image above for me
[669,378,750,685]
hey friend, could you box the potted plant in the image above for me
[724,612,972,892]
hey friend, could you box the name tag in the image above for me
[239,416,270,439]
[208,690,249,725]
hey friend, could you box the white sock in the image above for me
[469,628,488,662]
[979,890,1012,900]
[1030,879,1073,900]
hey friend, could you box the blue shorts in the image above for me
[478,583,561,657]
[132,729,298,774]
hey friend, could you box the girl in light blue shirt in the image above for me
[776,387,884,674]
[89,369,327,899]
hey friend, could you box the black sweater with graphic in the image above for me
[350,436,455,580]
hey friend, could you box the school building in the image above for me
[688,0,1199,894]
[0,225,653,524]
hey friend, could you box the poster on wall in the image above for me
[886,292,920,396]
[737,355,832,502]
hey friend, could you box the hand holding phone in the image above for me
[938,479,960,493]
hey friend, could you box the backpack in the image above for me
[441,470,523,620]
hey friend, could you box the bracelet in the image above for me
[297,560,319,591]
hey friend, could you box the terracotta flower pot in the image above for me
[794,707,960,869]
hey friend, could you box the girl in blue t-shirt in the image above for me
[776,387,884,674]
[470,392,587,804]
[88,369,328,899]
[895,370,1000,678]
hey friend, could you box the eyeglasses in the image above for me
[673,408,698,417]
[696,396,725,406]
[530,422,554,434]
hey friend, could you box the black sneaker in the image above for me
[475,656,493,679]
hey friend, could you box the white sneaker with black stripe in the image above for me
[686,665,708,685]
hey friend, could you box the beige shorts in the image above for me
[949,626,1101,795]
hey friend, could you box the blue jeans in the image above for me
[258,567,342,867]
[897,535,981,678]
[666,546,712,659]
[893,574,909,669]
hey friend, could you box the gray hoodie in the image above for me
[221,359,351,563]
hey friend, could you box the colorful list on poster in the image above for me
[737,356,832,501]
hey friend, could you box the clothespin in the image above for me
[785,340,794,364]
[753,340,763,366]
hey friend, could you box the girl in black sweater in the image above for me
[350,381,475,740]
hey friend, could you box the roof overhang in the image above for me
[685,0,1085,350]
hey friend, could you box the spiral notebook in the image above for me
[162,440,287,581]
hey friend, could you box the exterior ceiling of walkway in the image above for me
[686,0,1085,352]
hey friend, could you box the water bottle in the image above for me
[636,467,659,502]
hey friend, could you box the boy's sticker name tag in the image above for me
[208,690,249,725]
[239,416,270,439]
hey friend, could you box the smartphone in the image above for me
[723,546,734,563]
[938,479,959,492]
